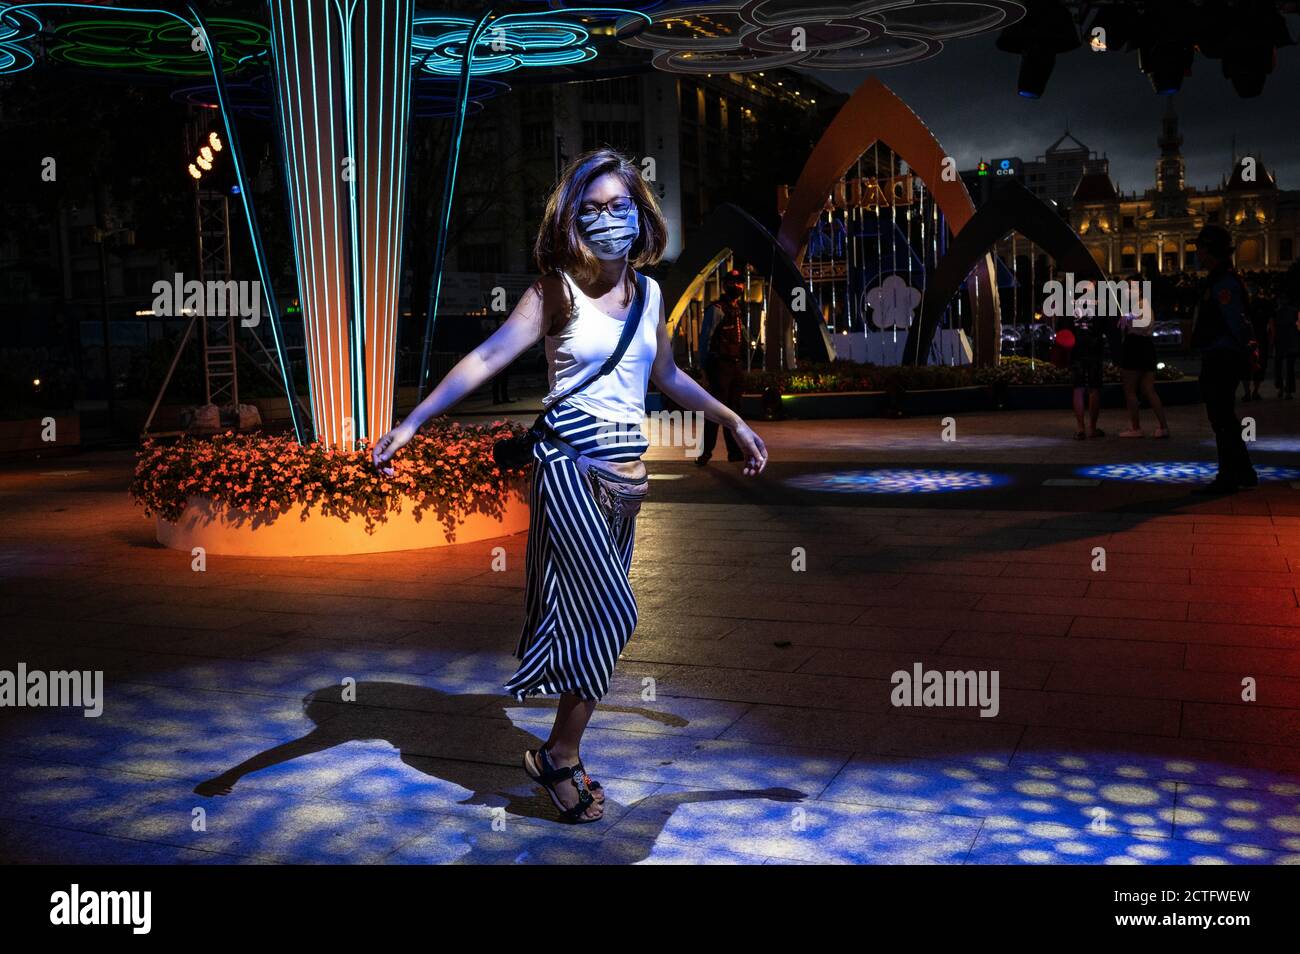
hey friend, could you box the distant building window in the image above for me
[459,243,503,273]
[581,120,643,155]
[679,82,700,123]
[523,121,552,156]
[1282,238,1294,261]
[72,270,99,299]
[582,76,639,105]
[1121,253,1136,270]
[124,266,157,296]
[705,92,721,130]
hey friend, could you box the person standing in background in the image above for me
[1067,279,1109,440]
[1275,260,1300,399]
[1190,225,1257,493]
[697,268,750,466]
[1117,275,1170,438]
[1241,278,1272,402]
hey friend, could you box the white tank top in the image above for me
[542,269,660,424]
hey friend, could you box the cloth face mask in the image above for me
[579,205,640,260]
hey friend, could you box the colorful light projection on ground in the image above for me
[2,645,1294,863]
[785,469,1010,494]
[620,0,1025,73]
[1079,462,1300,484]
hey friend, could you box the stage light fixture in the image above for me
[1138,39,1193,93]
[1211,0,1292,98]
[994,0,1079,99]
[1134,0,1197,94]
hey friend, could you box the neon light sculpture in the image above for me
[263,0,415,450]
[620,1,1024,73]
[47,16,268,74]
[2,3,651,446]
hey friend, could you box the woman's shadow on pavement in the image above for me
[194,681,803,863]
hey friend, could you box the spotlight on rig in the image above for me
[995,0,1080,99]
[1200,0,1293,98]
[1134,0,1199,95]
[1138,38,1194,94]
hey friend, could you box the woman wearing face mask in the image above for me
[371,149,768,823]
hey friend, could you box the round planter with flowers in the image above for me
[131,420,531,557]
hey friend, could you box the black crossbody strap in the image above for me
[533,270,648,430]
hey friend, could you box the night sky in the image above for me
[805,18,1300,196]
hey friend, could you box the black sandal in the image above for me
[575,760,604,803]
[523,748,601,823]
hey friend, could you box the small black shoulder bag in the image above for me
[492,270,648,470]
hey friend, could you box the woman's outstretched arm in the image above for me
[648,297,768,475]
[371,278,552,473]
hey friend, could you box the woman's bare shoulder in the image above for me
[531,271,573,336]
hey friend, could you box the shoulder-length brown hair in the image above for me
[533,148,669,306]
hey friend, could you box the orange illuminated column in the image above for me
[266,0,414,449]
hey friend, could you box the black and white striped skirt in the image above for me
[503,404,648,701]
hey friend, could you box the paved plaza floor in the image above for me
[2,398,1299,864]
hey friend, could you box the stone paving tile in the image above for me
[717,704,878,752]
[1181,701,1300,745]
[606,782,983,864]
[1184,643,1300,677]
[718,619,951,652]
[819,754,1175,838]
[0,818,247,864]
[1171,781,1300,854]
[1046,664,1300,707]
[965,820,1285,864]
[939,631,1186,669]
[1013,726,1300,789]
[623,632,816,672]
[1069,615,1300,648]
[796,646,1052,690]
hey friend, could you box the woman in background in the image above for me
[1117,276,1169,438]
[1274,261,1300,398]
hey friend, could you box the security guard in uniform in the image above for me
[697,269,749,466]
[1190,225,1258,493]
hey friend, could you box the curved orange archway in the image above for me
[775,77,1000,366]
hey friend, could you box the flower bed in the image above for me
[745,356,1184,395]
[974,355,1184,387]
[131,419,531,555]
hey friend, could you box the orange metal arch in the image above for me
[775,77,1001,366]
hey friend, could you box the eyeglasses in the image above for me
[578,195,635,222]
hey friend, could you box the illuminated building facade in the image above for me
[1071,99,1300,274]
